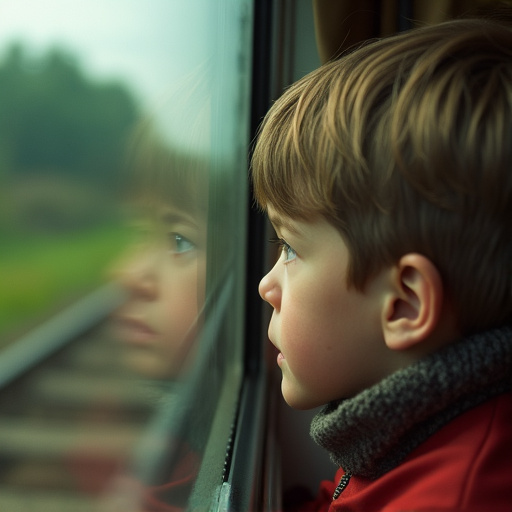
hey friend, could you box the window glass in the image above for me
[0,1,252,510]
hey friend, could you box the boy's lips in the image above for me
[113,315,158,346]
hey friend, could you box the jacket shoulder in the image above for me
[333,393,512,511]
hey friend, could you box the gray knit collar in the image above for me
[310,325,512,480]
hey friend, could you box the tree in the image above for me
[0,43,140,190]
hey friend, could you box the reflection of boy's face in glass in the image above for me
[112,204,207,379]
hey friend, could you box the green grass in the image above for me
[0,223,130,342]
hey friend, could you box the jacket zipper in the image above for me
[333,471,352,500]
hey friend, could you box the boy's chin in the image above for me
[281,382,323,411]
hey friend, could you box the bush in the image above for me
[5,175,120,232]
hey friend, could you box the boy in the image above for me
[111,125,208,380]
[106,93,211,510]
[253,17,512,512]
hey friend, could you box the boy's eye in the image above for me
[282,241,297,262]
[168,232,196,254]
[270,238,297,263]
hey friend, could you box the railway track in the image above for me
[0,287,157,511]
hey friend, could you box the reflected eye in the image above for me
[270,238,297,263]
[168,232,196,254]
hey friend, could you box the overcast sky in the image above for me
[0,0,210,116]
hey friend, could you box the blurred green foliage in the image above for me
[0,223,130,343]
[0,42,142,341]
[0,42,139,190]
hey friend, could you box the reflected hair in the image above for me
[124,65,211,218]
[251,17,512,334]
[126,122,209,217]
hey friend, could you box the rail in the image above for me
[0,283,124,390]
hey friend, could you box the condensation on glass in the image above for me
[0,1,252,510]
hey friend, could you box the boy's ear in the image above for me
[382,253,443,351]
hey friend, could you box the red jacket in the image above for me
[302,392,512,512]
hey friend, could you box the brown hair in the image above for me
[124,67,211,221]
[126,122,209,218]
[252,17,512,334]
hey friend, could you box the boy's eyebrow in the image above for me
[160,210,199,229]
[267,211,301,236]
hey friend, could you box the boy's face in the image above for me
[111,204,207,379]
[259,207,392,409]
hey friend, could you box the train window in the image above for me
[0,1,252,510]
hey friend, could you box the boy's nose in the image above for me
[258,269,281,311]
[113,249,159,301]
